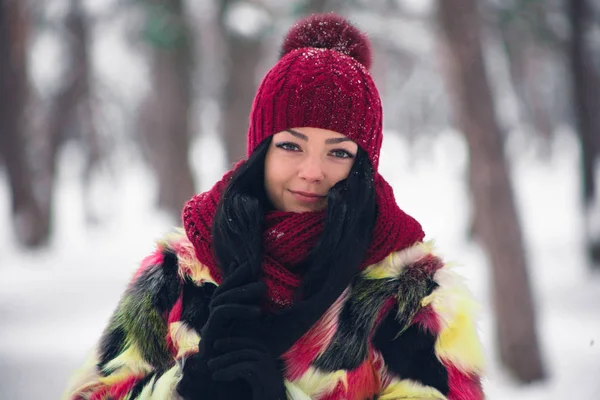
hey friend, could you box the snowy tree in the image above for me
[218,0,271,165]
[0,0,47,247]
[568,0,600,269]
[436,0,546,383]
[137,0,196,220]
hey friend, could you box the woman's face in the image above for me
[264,127,358,212]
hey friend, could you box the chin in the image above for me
[290,203,326,213]
[278,193,327,212]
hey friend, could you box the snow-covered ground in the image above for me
[1,127,598,399]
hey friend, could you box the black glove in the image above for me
[199,264,286,400]
[177,264,265,400]
[177,353,219,400]
[209,337,287,400]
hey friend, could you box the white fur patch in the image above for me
[169,321,200,359]
[430,266,479,330]
[137,365,182,399]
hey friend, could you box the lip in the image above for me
[289,190,326,203]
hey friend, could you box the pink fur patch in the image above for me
[133,247,164,281]
[168,293,183,325]
[412,254,444,276]
[282,292,347,380]
[89,387,110,400]
[345,355,380,400]
[445,361,484,400]
[412,304,441,335]
[166,293,184,356]
[282,316,338,380]
[169,237,203,279]
[109,375,143,399]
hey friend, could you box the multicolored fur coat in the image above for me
[64,230,485,399]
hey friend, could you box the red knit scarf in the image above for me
[183,164,424,310]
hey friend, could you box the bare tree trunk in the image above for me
[138,0,195,220]
[65,0,104,223]
[34,0,99,237]
[436,0,546,383]
[568,0,600,267]
[0,0,47,247]
[218,0,264,165]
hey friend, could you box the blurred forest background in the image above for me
[1,0,600,394]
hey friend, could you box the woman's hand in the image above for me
[200,264,266,359]
[202,263,286,399]
[208,337,287,400]
[177,263,266,399]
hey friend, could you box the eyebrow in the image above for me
[285,129,353,145]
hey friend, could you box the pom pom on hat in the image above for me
[281,14,372,70]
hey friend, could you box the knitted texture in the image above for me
[246,14,384,172]
[182,163,425,311]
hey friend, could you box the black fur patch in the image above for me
[394,272,439,335]
[97,325,126,375]
[129,250,181,316]
[129,372,155,399]
[373,305,449,395]
[314,277,398,371]
[427,281,439,296]
[145,250,181,314]
[181,280,216,333]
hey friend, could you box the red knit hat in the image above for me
[246,14,384,172]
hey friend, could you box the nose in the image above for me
[298,155,325,182]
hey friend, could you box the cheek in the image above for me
[327,162,354,185]
[264,170,279,196]
[264,153,291,196]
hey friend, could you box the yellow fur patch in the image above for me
[169,321,200,358]
[430,266,485,374]
[101,343,154,379]
[292,367,348,398]
[379,378,448,399]
[363,241,435,280]
[284,380,314,400]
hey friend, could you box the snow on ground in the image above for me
[1,129,599,399]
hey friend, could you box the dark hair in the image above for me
[212,136,377,298]
[211,138,271,278]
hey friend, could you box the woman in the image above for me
[65,14,485,400]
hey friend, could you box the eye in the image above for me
[330,149,355,159]
[275,142,301,152]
